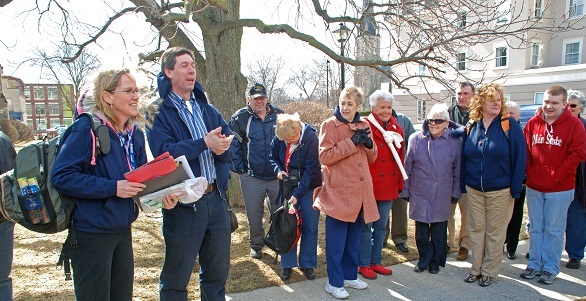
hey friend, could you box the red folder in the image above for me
[124,152,177,183]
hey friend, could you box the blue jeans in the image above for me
[281,189,320,268]
[160,190,231,301]
[526,187,574,275]
[69,227,134,301]
[325,216,361,288]
[359,200,393,266]
[565,194,586,260]
[0,221,14,301]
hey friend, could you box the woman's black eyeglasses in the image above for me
[568,103,579,108]
[426,119,447,124]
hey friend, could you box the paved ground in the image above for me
[226,240,586,301]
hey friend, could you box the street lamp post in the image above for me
[326,60,330,108]
[333,23,350,90]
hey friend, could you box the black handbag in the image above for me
[225,196,238,233]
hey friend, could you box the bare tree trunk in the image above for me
[195,2,247,206]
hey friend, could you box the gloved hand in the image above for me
[351,130,363,145]
[451,197,459,204]
[383,131,403,149]
[360,129,374,149]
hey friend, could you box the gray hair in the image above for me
[567,89,586,109]
[504,100,520,115]
[426,102,450,120]
[368,90,395,107]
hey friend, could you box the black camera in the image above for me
[283,169,300,188]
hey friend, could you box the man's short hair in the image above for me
[459,82,475,94]
[160,47,195,75]
[545,85,568,102]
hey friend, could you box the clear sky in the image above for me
[0,0,346,88]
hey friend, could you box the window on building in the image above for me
[417,99,426,122]
[456,52,466,71]
[26,119,33,129]
[569,0,584,17]
[531,43,542,67]
[417,65,427,76]
[49,103,60,115]
[534,92,544,104]
[35,103,45,116]
[495,46,508,67]
[535,0,543,17]
[50,119,61,129]
[563,38,582,65]
[457,11,467,28]
[496,0,511,23]
[26,103,32,115]
[33,86,44,100]
[23,87,31,99]
[47,86,59,100]
[37,119,47,131]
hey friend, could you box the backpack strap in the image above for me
[501,114,510,140]
[76,112,110,165]
[465,115,510,140]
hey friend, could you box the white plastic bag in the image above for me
[138,177,208,213]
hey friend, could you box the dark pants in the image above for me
[565,195,586,260]
[325,216,361,288]
[160,190,231,301]
[0,221,14,301]
[505,186,526,253]
[69,227,134,301]
[415,221,448,270]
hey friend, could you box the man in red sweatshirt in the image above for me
[521,85,586,285]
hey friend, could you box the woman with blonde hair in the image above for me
[269,113,322,281]
[313,86,378,299]
[51,69,178,300]
[461,83,526,287]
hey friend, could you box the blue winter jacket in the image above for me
[51,114,147,234]
[229,104,283,180]
[269,123,322,201]
[146,76,233,201]
[461,115,527,198]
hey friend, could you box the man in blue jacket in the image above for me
[229,83,283,259]
[147,47,234,301]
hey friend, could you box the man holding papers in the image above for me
[146,47,234,301]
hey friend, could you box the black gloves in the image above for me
[351,128,373,149]
[351,130,362,145]
[451,197,459,204]
[360,129,373,149]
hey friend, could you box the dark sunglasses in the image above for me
[568,103,579,108]
[426,119,447,124]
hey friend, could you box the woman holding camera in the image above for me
[269,113,322,281]
[313,86,379,299]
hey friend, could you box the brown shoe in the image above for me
[456,247,468,261]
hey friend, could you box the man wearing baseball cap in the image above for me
[229,83,283,259]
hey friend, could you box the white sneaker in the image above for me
[325,282,350,299]
[344,278,368,290]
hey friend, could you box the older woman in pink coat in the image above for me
[313,86,378,299]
